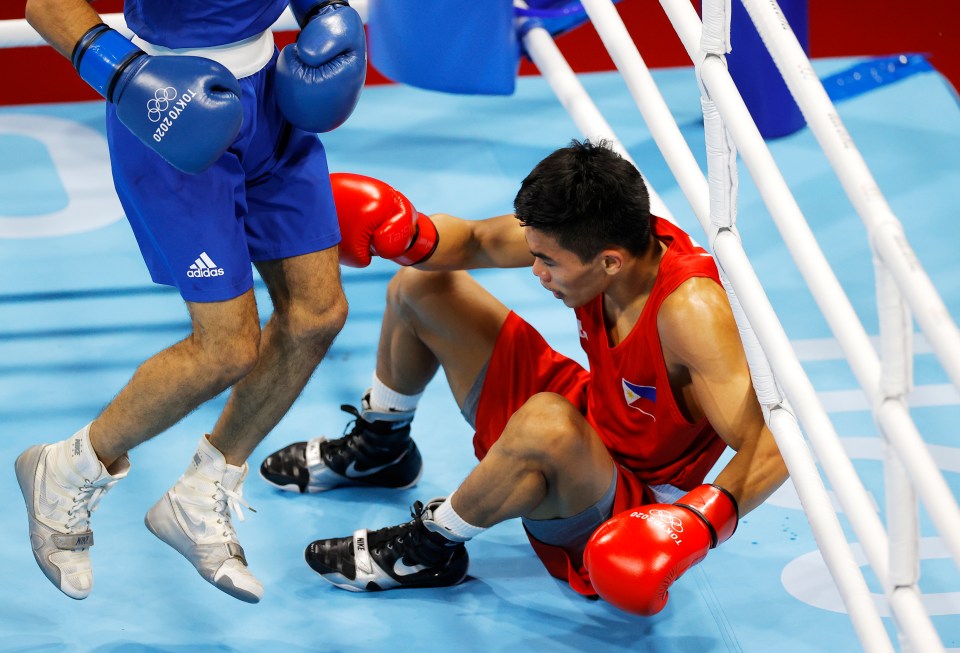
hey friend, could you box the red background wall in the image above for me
[1,0,957,106]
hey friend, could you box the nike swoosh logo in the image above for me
[343,450,407,479]
[393,557,428,577]
[172,494,212,538]
[38,482,64,516]
[37,458,66,518]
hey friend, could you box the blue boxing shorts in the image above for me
[105,50,341,303]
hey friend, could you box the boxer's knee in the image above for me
[189,311,262,387]
[498,393,594,469]
[276,287,349,356]
[386,267,463,320]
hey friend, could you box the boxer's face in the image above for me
[524,227,608,308]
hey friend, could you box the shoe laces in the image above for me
[334,404,366,449]
[368,502,422,554]
[370,501,451,562]
[212,481,255,539]
[321,404,384,464]
[64,479,113,532]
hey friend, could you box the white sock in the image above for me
[370,372,422,413]
[430,492,487,542]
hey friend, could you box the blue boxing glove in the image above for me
[73,25,243,174]
[275,0,366,133]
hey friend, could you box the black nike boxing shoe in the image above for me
[259,393,422,493]
[305,498,469,591]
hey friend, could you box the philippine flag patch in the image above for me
[622,379,656,420]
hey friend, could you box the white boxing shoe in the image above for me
[14,425,128,599]
[145,435,263,603]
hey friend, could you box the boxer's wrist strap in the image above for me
[675,484,739,548]
[395,214,440,266]
[73,26,145,101]
[71,23,110,68]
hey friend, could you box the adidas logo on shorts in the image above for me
[187,252,225,278]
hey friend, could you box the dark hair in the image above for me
[514,139,652,262]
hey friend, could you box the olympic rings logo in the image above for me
[146,87,178,123]
[647,509,684,532]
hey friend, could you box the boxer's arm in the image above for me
[331,173,532,270]
[25,0,101,58]
[586,281,782,615]
[418,213,534,271]
[658,277,788,515]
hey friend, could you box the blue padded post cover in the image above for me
[367,0,520,95]
[726,0,809,139]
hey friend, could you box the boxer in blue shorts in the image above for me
[15,0,366,603]
[109,54,342,302]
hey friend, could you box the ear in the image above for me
[600,249,624,275]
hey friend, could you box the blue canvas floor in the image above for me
[0,58,958,652]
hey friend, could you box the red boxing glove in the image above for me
[331,172,439,268]
[583,484,738,616]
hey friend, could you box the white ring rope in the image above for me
[575,1,902,647]
[670,0,952,650]
[0,3,372,48]
[519,20,676,223]
[669,0,960,560]
[739,0,960,395]
[0,13,133,46]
